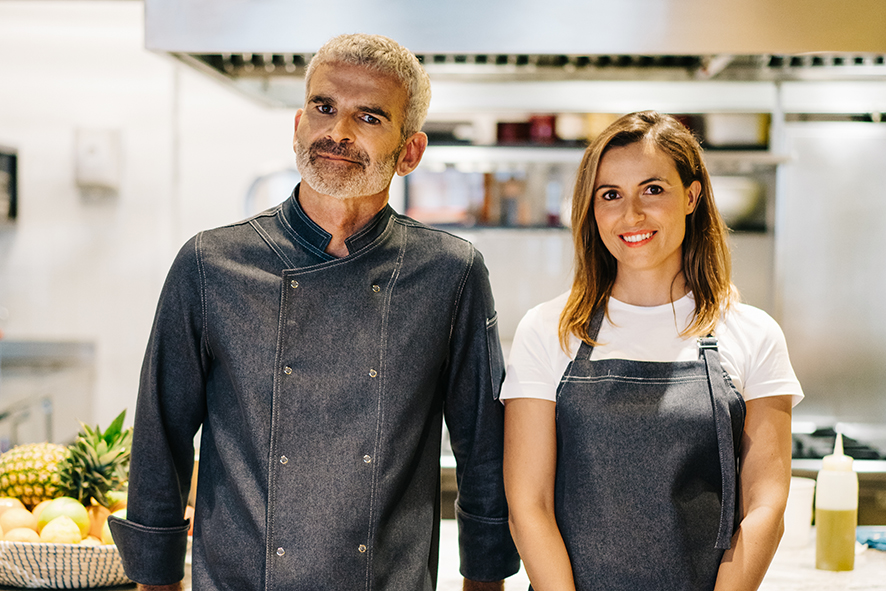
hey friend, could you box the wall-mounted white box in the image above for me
[75,129,121,191]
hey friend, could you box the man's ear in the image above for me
[292,110,303,151]
[395,132,428,176]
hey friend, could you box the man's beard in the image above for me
[295,136,402,199]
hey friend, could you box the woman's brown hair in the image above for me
[559,110,736,351]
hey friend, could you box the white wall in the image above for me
[0,1,297,432]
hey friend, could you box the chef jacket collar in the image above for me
[285,183,394,261]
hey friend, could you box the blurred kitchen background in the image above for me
[1,0,886,524]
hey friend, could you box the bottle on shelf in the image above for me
[814,432,859,571]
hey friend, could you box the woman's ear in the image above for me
[396,132,429,176]
[686,180,702,214]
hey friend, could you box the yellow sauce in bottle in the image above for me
[815,508,857,570]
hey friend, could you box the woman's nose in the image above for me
[624,196,645,223]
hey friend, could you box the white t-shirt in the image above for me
[500,292,804,407]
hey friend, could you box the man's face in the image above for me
[294,62,408,200]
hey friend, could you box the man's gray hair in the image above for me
[305,33,431,140]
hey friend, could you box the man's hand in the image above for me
[463,579,504,591]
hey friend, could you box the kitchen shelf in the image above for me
[420,144,790,169]
[409,144,789,231]
[420,144,584,169]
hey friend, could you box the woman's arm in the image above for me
[503,398,577,591]
[714,395,793,591]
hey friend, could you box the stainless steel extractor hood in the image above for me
[145,0,886,108]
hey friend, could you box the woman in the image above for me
[501,111,802,591]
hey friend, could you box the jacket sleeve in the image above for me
[442,247,521,581]
[110,234,209,586]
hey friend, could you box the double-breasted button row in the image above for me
[291,279,380,293]
[283,366,376,377]
[275,544,367,557]
[275,544,378,559]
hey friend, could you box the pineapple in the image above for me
[0,410,132,509]
[0,442,69,507]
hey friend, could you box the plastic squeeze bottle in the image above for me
[815,433,858,571]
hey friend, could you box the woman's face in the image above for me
[593,140,700,283]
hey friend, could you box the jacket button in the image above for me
[358,544,367,553]
[372,285,380,293]
[280,456,288,464]
[290,280,299,289]
[283,366,293,375]
[368,369,377,378]
[363,455,372,464]
[276,547,285,556]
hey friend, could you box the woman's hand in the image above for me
[714,395,793,591]
[503,398,577,591]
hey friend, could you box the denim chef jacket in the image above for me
[110,185,520,590]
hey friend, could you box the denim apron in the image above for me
[553,308,745,591]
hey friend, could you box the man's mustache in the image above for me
[309,138,369,169]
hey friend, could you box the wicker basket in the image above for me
[0,541,131,588]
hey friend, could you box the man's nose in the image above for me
[328,116,354,144]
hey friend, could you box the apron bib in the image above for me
[553,309,745,591]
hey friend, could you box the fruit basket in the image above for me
[0,541,130,588]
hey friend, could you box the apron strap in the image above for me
[699,336,739,550]
[576,307,606,361]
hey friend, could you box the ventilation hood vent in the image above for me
[188,52,886,81]
[147,0,886,109]
[177,52,886,109]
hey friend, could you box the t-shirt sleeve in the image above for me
[727,306,804,408]
[499,306,563,403]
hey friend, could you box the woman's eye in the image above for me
[645,184,664,195]
[600,190,619,201]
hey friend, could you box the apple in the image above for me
[101,508,126,545]
[4,527,40,542]
[39,515,82,544]
[0,497,25,519]
[105,489,128,512]
[0,507,37,533]
[36,497,89,539]
[31,500,51,521]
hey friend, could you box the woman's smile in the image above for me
[620,230,656,245]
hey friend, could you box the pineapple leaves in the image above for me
[62,409,133,507]
[103,410,126,444]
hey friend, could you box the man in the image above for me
[110,33,519,591]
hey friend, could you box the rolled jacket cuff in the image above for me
[456,505,520,582]
[108,515,190,586]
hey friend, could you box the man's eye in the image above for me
[361,114,381,125]
[317,104,334,114]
